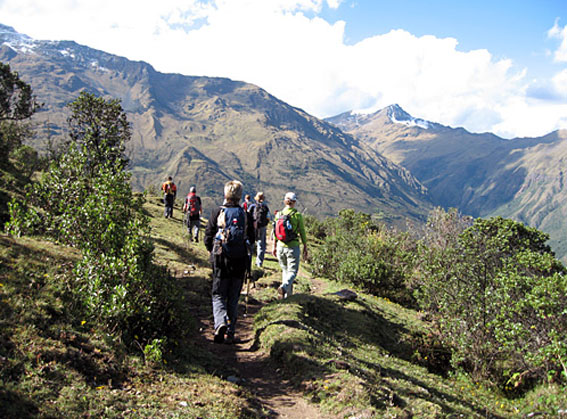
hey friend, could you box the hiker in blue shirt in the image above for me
[204,180,255,344]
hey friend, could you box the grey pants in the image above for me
[276,244,301,297]
[212,275,244,337]
[188,218,200,241]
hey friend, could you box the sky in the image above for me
[1,0,567,138]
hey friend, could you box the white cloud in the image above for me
[548,19,567,62]
[0,0,565,138]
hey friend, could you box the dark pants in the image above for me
[211,254,246,337]
[164,194,174,218]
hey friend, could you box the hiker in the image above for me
[242,194,252,212]
[271,192,308,299]
[183,186,202,242]
[204,180,255,344]
[252,192,271,268]
[161,176,177,218]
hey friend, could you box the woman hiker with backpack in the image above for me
[271,192,308,299]
[204,180,255,344]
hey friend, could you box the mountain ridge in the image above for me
[327,105,567,260]
[1,24,431,222]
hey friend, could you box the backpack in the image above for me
[188,193,200,217]
[275,211,298,243]
[215,206,247,259]
[253,203,269,228]
[164,181,175,195]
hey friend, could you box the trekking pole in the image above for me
[245,268,251,315]
[244,246,252,315]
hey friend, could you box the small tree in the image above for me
[8,92,184,346]
[415,211,567,387]
[0,62,38,164]
[66,91,130,177]
[0,62,40,223]
[310,209,417,305]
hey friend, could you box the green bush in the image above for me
[415,210,567,389]
[310,209,416,305]
[7,92,185,346]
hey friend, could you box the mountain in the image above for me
[328,105,567,259]
[0,24,431,222]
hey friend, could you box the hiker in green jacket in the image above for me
[271,192,308,299]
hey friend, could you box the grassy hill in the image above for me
[1,196,563,418]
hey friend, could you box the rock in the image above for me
[331,289,358,301]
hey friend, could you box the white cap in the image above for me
[284,192,297,201]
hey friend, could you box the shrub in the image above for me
[415,210,567,388]
[310,209,417,305]
[7,92,185,347]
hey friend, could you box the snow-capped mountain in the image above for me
[326,104,433,132]
[386,104,430,130]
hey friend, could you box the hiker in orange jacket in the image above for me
[162,176,177,218]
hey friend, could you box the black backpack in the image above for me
[215,206,247,259]
[253,203,269,228]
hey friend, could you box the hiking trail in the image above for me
[186,235,333,418]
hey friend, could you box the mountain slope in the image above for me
[328,105,567,259]
[0,24,430,221]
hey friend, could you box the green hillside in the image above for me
[2,197,566,417]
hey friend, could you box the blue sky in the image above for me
[1,0,567,138]
[319,0,564,75]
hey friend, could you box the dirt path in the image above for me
[189,237,333,418]
[197,296,329,418]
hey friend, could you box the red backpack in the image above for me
[187,193,200,216]
[275,212,298,243]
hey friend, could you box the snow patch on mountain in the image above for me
[387,104,430,129]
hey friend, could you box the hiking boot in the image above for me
[214,324,227,344]
[277,286,285,300]
[224,335,241,345]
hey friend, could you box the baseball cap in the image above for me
[284,192,297,201]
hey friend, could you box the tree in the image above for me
[415,212,567,388]
[7,92,184,346]
[66,91,130,177]
[309,209,417,305]
[0,62,37,122]
[0,62,39,167]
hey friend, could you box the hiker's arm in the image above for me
[204,208,220,252]
[299,214,308,259]
[271,233,277,257]
[246,211,255,245]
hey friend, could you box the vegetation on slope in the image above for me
[2,65,566,418]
